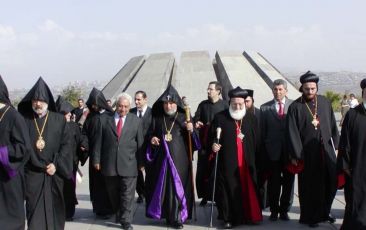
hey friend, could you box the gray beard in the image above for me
[32,104,48,117]
[229,107,246,120]
[165,108,177,116]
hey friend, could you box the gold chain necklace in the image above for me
[33,111,49,151]
[163,112,178,142]
[235,119,244,141]
[0,106,10,122]
[303,96,319,130]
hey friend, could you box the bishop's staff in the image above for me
[184,101,197,221]
[209,127,222,228]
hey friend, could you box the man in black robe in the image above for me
[145,85,200,229]
[130,90,152,204]
[211,87,262,229]
[18,77,73,230]
[55,96,88,221]
[83,88,114,218]
[337,78,366,229]
[243,89,261,125]
[193,81,228,206]
[72,98,86,123]
[0,76,31,230]
[286,71,339,227]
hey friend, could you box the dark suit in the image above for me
[93,112,144,224]
[130,106,152,199]
[260,98,294,214]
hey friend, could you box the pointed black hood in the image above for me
[152,85,185,116]
[0,75,11,105]
[18,77,56,115]
[55,95,74,114]
[85,87,113,112]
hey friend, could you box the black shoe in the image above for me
[136,196,144,203]
[269,212,278,221]
[309,223,319,228]
[121,222,133,230]
[223,222,232,229]
[199,199,207,206]
[172,222,184,229]
[327,214,336,223]
[279,212,290,221]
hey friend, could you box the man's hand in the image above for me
[185,121,194,133]
[151,137,160,146]
[195,121,204,129]
[212,143,221,153]
[94,164,101,171]
[46,163,56,176]
[139,166,145,171]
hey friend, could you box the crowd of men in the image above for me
[0,73,366,230]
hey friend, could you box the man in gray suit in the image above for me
[93,93,144,230]
[260,79,294,221]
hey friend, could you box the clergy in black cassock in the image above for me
[337,79,366,230]
[211,87,262,229]
[145,85,200,229]
[18,77,73,230]
[193,81,228,205]
[55,96,88,220]
[0,76,31,230]
[83,87,114,218]
[286,71,339,227]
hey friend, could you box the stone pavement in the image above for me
[66,164,344,230]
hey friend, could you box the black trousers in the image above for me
[105,176,137,224]
[136,169,145,198]
[268,160,295,214]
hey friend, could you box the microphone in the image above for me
[216,127,222,144]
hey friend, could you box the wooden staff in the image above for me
[184,104,197,221]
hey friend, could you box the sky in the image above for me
[1,0,366,90]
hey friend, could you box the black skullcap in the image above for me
[243,89,254,98]
[360,78,366,89]
[228,87,249,99]
[300,71,319,84]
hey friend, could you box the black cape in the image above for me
[82,88,113,215]
[211,110,262,225]
[0,77,31,230]
[337,104,366,229]
[19,78,73,230]
[286,95,339,224]
[193,99,228,199]
[145,85,200,223]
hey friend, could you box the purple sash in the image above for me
[146,137,188,222]
[0,146,17,178]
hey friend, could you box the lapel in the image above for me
[270,100,280,120]
[110,114,118,137]
[119,113,131,142]
[284,98,291,113]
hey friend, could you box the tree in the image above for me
[324,90,342,112]
[61,84,82,107]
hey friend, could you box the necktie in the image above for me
[278,101,284,119]
[138,110,142,118]
[117,116,123,139]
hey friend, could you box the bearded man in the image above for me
[18,77,72,230]
[211,87,262,229]
[145,85,200,229]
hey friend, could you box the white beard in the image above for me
[32,104,48,116]
[165,108,177,116]
[229,107,246,120]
